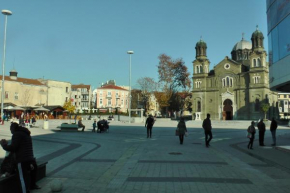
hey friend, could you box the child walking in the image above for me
[92,120,96,132]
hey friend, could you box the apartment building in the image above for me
[71,84,92,112]
[95,84,129,113]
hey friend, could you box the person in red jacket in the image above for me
[0,122,40,192]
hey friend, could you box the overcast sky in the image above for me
[0,0,267,89]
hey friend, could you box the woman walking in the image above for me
[177,118,187,145]
[247,121,256,149]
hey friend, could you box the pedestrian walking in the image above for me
[202,113,213,147]
[145,114,155,138]
[258,119,266,146]
[0,122,41,192]
[247,121,256,149]
[92,120,96,133]
[177,117,187,144]
[270,117,278,146]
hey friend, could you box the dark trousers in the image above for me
[271,130,276,145]
[147,127,152,138]
[92,126,96,132]
[205,131,213,146]
[17,160,38,193]
[179,134,184,144]
[259,131,265,145]
[248,135,255,148]
[80,126,85,131]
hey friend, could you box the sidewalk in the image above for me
[0,120,290,193]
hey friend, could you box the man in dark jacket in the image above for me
[257,119,266,146]
[0,122,40,192]
[270,117,278,146]
[145,115,155,138]
[202,113,213,147]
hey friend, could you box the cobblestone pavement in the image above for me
[1,119,290,193]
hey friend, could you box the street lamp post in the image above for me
[127,51,134,123]
[1,10,12,120]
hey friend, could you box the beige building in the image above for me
[39,79,71,106]
[96,84,129,113]
[192,28,278,120]
[71,84,92,112]
[0,70,47,107]
[278,93,290,119]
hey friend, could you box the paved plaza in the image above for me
[1,119,290,193]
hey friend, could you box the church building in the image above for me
[192,27,278,120]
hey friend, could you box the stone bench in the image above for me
[59,123,82,132]
[0,161,47,193]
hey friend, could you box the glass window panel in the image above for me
[278,15,290,59]
[272,27,279,63]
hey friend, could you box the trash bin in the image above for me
[43,120,49,130]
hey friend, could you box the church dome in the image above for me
[232,39,252,51]
[196,39,207,48]
[251,29,264,39]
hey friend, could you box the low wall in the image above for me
[118,115,145,123]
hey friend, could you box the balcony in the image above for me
[116,95,120,99]
[106,95,112,98]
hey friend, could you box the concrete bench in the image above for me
[59,123,82,132]
[0,161,47,193]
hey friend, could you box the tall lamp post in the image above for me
[127,51,134,123]
[1,10,12,120]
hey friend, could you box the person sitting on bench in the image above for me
[78,118,85,132]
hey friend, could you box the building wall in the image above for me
[96,89,129,112]
[1,80,47,106]
[278,93,290,118]
[71,86,92,112]
[39,80,71,106]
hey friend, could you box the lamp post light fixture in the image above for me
[127,51,134,123]
[1,10,12,120]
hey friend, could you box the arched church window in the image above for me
[222,76,233,87]
[197,101,201,112]
[255,99,260,112]
[253,59,257,67]
[226,77,230,86]
[258,58,261,67]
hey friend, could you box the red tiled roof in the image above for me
[98,85,128,91]
[72,84,90,89]
[0,75,45,86]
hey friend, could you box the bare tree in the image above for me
[136,77,158,114]
[21,89,32,106]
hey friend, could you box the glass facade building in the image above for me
[267,0,290,91]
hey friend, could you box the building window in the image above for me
[253,76,260,84]
[108,91,111,97]
[108,99,111,106]
[66,87,69,93]
[5,91,8,99]
[121,99,124,106]
[14,92,18,100]
[99,91,103,97]
[284,95,287,98]
[75,102,77,106]
[100,98,103,105]
[75,95,77,99]
[195,80,202,88]
[222,76,233,87]
[195,65,203,74]
[255,99,260,112]
[197,101,201,112]
[66,97,68,102]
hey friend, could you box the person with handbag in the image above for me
[177,117,187,144]
[247,121,256,149]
